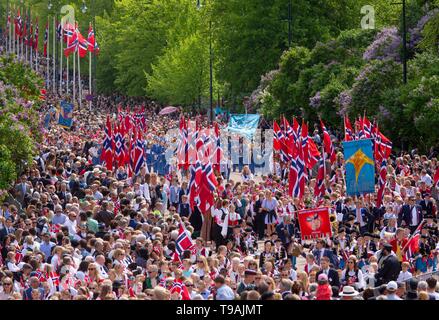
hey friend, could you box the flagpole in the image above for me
[78,49,82,108]
[73,50,76,104]
[66,56,69,95]
[53,16,56,94]
[89,50,92,111]
[46,18,49,88]
[11,8,14,55]
[59,22,63,95]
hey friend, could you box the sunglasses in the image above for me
[3,283,12,286]
[88,268,96,271]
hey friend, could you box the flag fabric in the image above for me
[198,163,218,214]
[133,130,145,175]
[212,122,223,172]
[376,158,387,208]
[301,120,309,169]
[87,23,96,52]
[344,116,354,142]
[434,166,439,188]
[175,223,195,256]
[296,138,306,199]
[307,138,321,169]
[343,139,375,196]
[314,148,326,198]
[321,120,336,163]
[33,18,39,50]
[15,9,22,37]
[170,279,191,300]
[363,115,372,139]
[44,21,49,56]
[356,117,364,139]
[76,26,89,58]
[28,21,33,47]
[403,221,424,261]
[100,116,114,171]
[297,207,332,240]
[63,23,77,57]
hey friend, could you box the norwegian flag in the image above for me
[87,23,95,52]
[114,123,123,167]
[434,166,439,188]
[320,120,336,163]
[100,116,114,171]
[212,122,223,171]
[170,279,191,300]
[375,158,387,208]
[34,270,47,282]
[307,138,321,169]
[15,252,23,264]
[33,18,39,50]
[288,150,299,198]
[301,120,309,170]
[363,115,372,138]
[176,223,195,256]
[403,221,425,261]
[15,9,22,37]
[77,28,89,58]
[198,163,218,214]
[177,115,189,170]
[356,116,365,139]
[283,117,294,160]
[296,138,306,199]
[27,20,33,47]
[273,120,283,152]
[49,223,61,234]
[47,272,60,287]
[43,21,49,56]
[56,21,62,41]
[314,147,326,198]
[63,23,77,57]
[133,130,145,175]
[344,116,354,141]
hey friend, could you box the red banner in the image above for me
[297,207,332,240]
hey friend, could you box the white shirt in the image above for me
[64,218,77,235]
[397,270,412,282]
[410,206,418,226]
[421,174,433,187]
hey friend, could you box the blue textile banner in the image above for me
[58,101,74,128]
[226,114,260,139]
[343,139,375,196]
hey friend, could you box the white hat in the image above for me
[339,286,359,297]
[386,281,397,292]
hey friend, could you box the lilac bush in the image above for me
[309,91,321,109]
[409,9,439,49]
[363,27,402,62]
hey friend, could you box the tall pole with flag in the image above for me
[52,16,56,93]
[44,19,49,88]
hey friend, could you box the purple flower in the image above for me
[379,105,392,119]
[309,92,321,109]
[363,27,402,62]
[409,9,439,49]
[336,91,352,115]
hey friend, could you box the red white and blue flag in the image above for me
[175,223,195,256]
[344,116,354,142]
[100,116,113,171]
[321,120,336,164]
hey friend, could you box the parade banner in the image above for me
[226,114,260,139]
[297,207,332,240]
[343,139,375,196]
[58,101,74,128]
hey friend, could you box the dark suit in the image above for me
[316,269,340,288]
[0,227,15,243]
[399,204,423,232]
[275,222,295,246]
[312,248,339,269]
[375,254,401,286]
[14,183,31,206]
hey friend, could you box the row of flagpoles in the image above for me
[4,7,99,109]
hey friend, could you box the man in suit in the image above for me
[399,196,423,234]
[354,199,375,235]
[275,216,295,246]
[316,256,340,288]
[23,276,45,300]
[0,217,15,242]
[375,243,401,286]
[14,174,31,207]
[312,239,339,269]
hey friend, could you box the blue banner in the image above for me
[226,114,260,139]
[343,139,375,196]
[58,101,74,128]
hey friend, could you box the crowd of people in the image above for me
[1,50,439,301]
